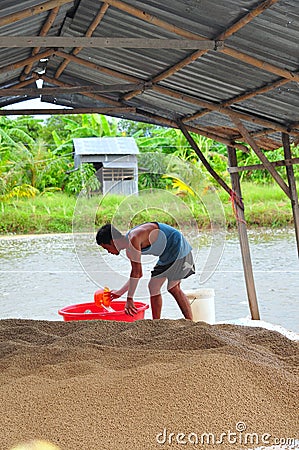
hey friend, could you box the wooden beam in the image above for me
[183,78,290,124]
[0,0,74,27]
[233,125,299,144]
[282,133,299,257]
[227,145,260,320]
[221,47,299,83]
[117,0,288,99]
[0,107,136,116]
[150,50,208,85]
[54,50,138,83]
[153,85,298,136]
[228,157,299,173]
[21,6,60,80]
[41,75,124,106]
[151,0,280,86]
[0,36,221,50]
[217,0,280,40]
[104,0,278,43]
[0,50,54,75]
[104,0,298,96]
[55,2,109,78]
[54,50,299,137]
[247,128,279,139]
[0,76,38,91]
[230,115,291,198]
[103,0,209,41]
[52,50,295,137]
[222,79,291,107]
[0,83,146,96]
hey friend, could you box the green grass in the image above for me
[218,182,292,228]
[0,183,294,235]
[0,192,75,234]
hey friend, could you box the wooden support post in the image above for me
[227,146,260,320]
[282,133,299,257]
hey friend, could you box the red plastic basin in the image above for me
[58,301,149,322]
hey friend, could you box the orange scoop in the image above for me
[94,287,112,307]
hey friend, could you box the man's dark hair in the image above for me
[96,223,124,245]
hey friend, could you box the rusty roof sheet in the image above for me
[0,0,299,150]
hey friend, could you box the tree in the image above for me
[42,113,119,155]
[117,119,162,137]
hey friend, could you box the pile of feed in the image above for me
[0,319,298,450]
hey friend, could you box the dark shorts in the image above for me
[151,251,195,281]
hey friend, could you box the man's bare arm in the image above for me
[125,236,143,315]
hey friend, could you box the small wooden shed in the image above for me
[73,137,139,195]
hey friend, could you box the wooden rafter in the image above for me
[55,3,109,78]
[41,75,124,107]
[216,0,280,40]
[123,47,209,99]
[183,78,291,124]
[41,75,247,150]
[0,50,54,76]
[54,50,144,83]
[113,0,290,102]
[20,6,60,81]
[0,81,246,150]
[0,76,38,91]
[213,78,290,108]
[248,128,277,138]
[152,85,299,136]
[230,124,297,145]
[109,0,297,147]
[52,50,299,137]
[104,0,279,41]
[220,46,299,82]
[228,157,299,173]
[150,0,282,86]
[0,0,73,27]
[0,107,136,116]
[1,1,297,149]
[232,127,287,146]
[103,0,209,41]
[0,82,146,96]
[2,48,296,144]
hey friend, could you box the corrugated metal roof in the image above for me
[0,0,299,150]
[73,137,139,155]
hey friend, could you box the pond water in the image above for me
[0,229,298,333]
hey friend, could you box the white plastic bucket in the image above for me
[185,288,215,324]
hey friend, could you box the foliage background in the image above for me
[1,113,298,198]
[0,113,297,232]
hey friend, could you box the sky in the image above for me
[3,98,69,120]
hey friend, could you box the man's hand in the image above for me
[110,290,122,300]
[125,297,138,316]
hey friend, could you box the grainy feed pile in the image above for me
[0,319,298,450]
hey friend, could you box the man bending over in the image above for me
[96,222,195,319]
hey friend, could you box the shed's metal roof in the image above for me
[73,137,139,155]
[0,0,299,150]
